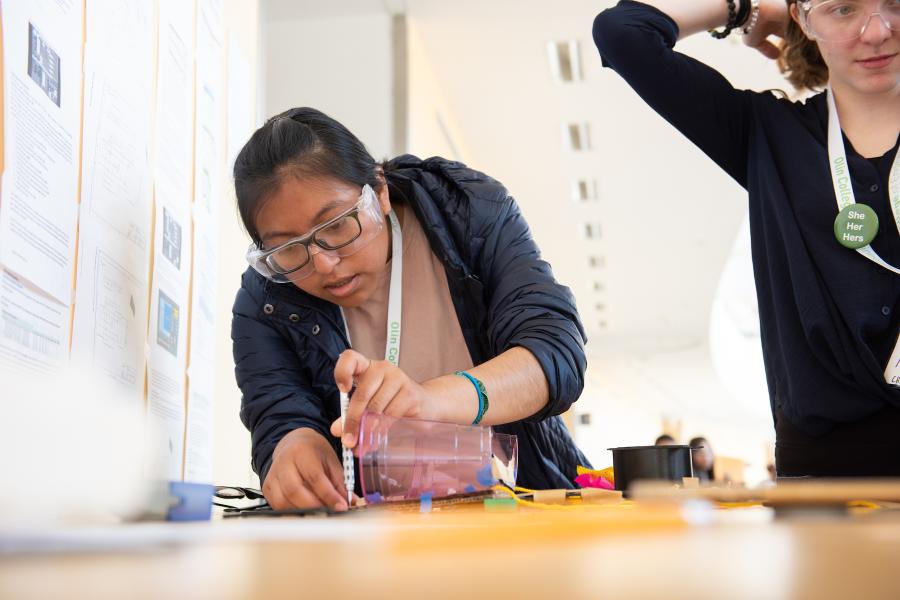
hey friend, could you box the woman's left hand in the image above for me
[331,349,433,448]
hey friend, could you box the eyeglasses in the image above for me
[215,486,265,500]
[799,0,900,43]
[247,184,385,283]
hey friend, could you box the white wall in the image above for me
[212,0,264,488]
[406,22,473,163]
[264,12,396,161]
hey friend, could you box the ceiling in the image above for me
[265,0,404,20]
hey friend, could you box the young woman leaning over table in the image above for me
[231,108,591,511]
[593,0,900,476]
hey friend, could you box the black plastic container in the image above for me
[609,445,693,496]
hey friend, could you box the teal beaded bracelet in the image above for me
[454,371,489,425]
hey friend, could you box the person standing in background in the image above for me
[593,0,900,476]
[689,436,716,482]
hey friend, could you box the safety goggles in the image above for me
[247,184,385,283]
[798,0,900,43]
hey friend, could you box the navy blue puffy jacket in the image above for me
[232,155,591,489]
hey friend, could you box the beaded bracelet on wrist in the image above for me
[709,0,736,39]
[742,0,761,36]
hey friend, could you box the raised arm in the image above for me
[639,0,734,37]
[639,0,786,55]
[592,0,789,186]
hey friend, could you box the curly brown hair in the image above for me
[778,0,830,91]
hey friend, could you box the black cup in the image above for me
[609,445,693,496]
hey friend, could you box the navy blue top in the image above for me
[593,1,900,436]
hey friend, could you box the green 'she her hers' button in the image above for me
[834,203,879,249]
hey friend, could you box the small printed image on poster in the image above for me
[162,207,182,270]
[156,289,180,357]
[27,22,61,107]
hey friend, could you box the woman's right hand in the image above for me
[262,427,351,511]
[743,0,790,59]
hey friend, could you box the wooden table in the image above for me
[2,502,900,600]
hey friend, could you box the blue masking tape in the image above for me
[167,481,215,522]
[365,492,384,504]
[420,492,433,513]
[476,463,497,487]
[464,484,477,494]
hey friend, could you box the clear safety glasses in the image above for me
[246,184,385,283]
[798,0,900,43]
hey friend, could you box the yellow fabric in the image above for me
[577,464,615,484]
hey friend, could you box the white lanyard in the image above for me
[340,209,403,366]
[826,85,900,275]
[827,87,900,385]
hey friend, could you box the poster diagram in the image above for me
[156,289,180,357]
[84,249,145,388]
[161,207,183,270]
[0,0,83,304]
[27,22,61,106]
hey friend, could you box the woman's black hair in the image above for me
[233,107,383,244]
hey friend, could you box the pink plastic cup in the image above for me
[356,411,517,503]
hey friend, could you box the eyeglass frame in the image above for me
[798,0,899,42]
[246,184,381,282]
[215,485,265,500]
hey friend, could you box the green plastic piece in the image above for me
[483,497,517,511]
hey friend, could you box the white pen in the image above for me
[340,390,354,509]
